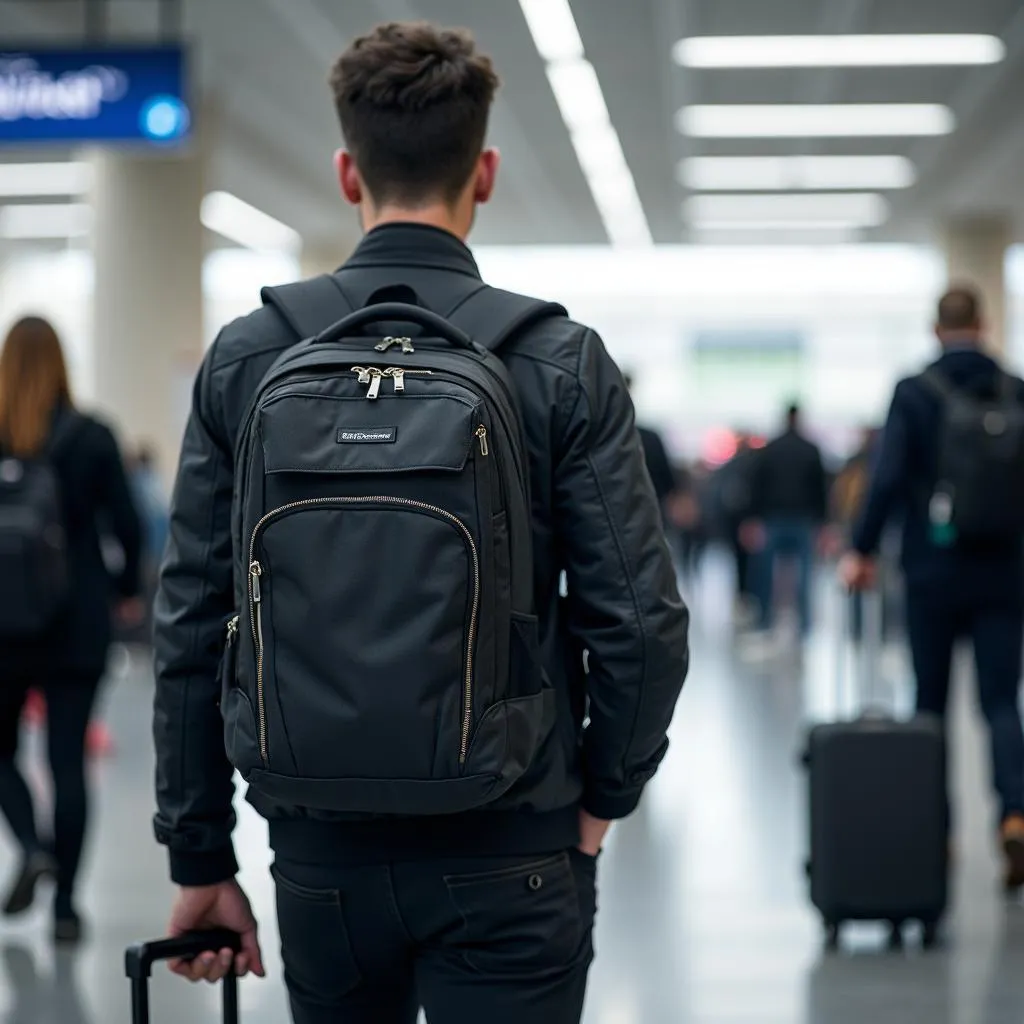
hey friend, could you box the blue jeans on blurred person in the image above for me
[756,519,815,635]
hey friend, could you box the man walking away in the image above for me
[747,404,828,638]
[842,286,1024,892]
[152,21,688,1024]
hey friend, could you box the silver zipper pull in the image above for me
[226,615,239,644]
[249,561,262,603]
[476,425,489,456]
[375,337,394,353]
[366,369,383,400]
[400,337,415,354]
[390,368,406,393]
[352,366,371,384]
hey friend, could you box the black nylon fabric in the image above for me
[228,318,544,814]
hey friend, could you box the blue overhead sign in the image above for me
[0,46,190,145]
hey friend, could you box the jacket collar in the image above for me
[345,223,482,278]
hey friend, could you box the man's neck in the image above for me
[940,332,983,352]
[364,204,469,241]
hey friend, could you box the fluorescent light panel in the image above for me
[0,202,92,239]
[0,162,92,197]
[674,34,1005,68]
[680,155,916,191]
[519,0,652,246]
[685,192,889,227]
[519,0,584,62]
[546,59,610,133]
[678,104,954,138]
[200,191,300,254]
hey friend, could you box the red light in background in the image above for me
[704,427,738,466]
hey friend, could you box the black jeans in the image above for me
[905,588,1024,822]
[0,674,102,908]
[273,848,597,1024]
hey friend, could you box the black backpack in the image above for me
[0,416,75,637]
[221,279,565,815]
[921,367,1024,541]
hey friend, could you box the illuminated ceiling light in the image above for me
[690,220,864,234]
[0,161,93,197]
[519,0,652,247]
[0,202,92,238]
[677,104,954,138]
[518,0,584,62]
[674,34,1005,68]
[684,192,889,227]
[679,155,916,191]
[545,59,610,132]
[200,191,301,254]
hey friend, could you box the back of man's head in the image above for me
[936,286,983,346]
[786,403,801,431]
[330,23,499,213]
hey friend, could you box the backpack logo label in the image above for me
[337,426,397,444]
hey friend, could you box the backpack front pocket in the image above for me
[249,497,479,781]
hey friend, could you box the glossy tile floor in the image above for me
[1,552,1023,1023]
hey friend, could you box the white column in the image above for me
[943,216,1011,356]
[88,148,204,484]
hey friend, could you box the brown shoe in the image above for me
[1001,814,1024,891]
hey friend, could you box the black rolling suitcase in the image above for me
[804,590,948,950]
[125,930,241,1023]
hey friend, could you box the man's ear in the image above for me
[473,148,500,205]
[335,150,362,206]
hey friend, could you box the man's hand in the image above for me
[168,880,265,982]
[578,810,611,857]
[838,552,877,592]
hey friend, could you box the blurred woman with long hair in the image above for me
[0,316,141,943]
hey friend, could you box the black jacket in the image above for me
[2,408,142,679]
[749,428,828,522]
[153,224,689,885]
[853,347,1024,601]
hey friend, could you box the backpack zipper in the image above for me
[350,367,432,397]
[248,561,267,763]
[247,496,480,766]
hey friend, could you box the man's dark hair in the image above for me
[786,402,801,425]
[330,22,500,207]
[937,286,982,332]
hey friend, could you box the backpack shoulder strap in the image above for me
[45,409,85,459]
[446,284,567,354]
[261,274,356,342]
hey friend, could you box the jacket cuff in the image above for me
[582,785,644,821]
[169,846,239,887]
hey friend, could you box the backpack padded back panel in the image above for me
[222,290,563,816]
[924,369,1024,540]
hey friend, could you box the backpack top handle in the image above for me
[314,301,477,352]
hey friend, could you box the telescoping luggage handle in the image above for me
[313,301,477,351]
[835,582,887,719]
[125,929,241,1024]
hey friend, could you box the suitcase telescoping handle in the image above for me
[836,581,885,718]
[125,929,241,1024]
[313,301,476,351]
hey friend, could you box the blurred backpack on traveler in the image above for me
[920,364,1024,545]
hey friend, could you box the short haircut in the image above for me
[786,402,801,420]
[937,286,982,331]
[329,22,500,207]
